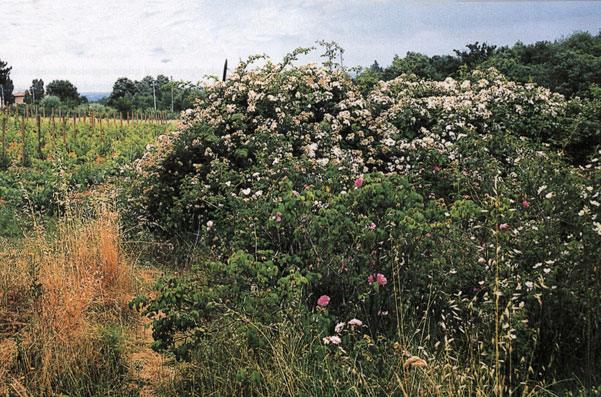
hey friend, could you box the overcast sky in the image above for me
[1,0,600,92]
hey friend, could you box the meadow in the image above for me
[1,51,601,396]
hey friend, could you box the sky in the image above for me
[1,0,600,92]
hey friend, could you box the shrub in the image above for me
[127,52,601,390]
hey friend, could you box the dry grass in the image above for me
[0,202,135,395]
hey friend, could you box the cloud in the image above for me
[0,0,599,91]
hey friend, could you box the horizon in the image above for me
[2,0,601,92]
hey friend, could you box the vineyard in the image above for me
[0,106,169,167]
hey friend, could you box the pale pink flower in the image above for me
[329,336,341,344]
[335,322,345,333]
[522,200,529,208]
[348,318,363,327]
[367,222,376,230]
[317,295,330,307]
[499,223,510,230]
[434,166,441,172]
[425,232,431,237]
[354,178,363,188]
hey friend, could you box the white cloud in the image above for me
[0,0,599,91]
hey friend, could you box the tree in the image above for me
[107,77,136,113]
[0,58,14,105]
[454,42,497,68]
[46,80,81,105]
[39,95,61,109]
[29,79,44,103]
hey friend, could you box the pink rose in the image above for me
[354,178,363,188]
[317,295,330,307]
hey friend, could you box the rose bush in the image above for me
[126,51,601,388]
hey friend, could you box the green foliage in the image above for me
[107,75,202,113]
[39,94,61,109]
[365,30,601,99]
[46,79,84,106]
[0,58,14,104]
[127,51,601,392]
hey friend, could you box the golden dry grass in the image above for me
[0,203,135,395]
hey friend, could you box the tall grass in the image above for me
[0,202,134,395]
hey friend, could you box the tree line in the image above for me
[2,29,601,113]
[355,30,601,99]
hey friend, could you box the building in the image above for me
[13,91,26,105]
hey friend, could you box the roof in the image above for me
[14,91,26,97]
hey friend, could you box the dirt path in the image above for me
[126,267,176,396]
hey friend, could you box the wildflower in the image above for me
[335,322,345,333]
[369,273,387,286]
[434,166,440,172]
[425,232,431,237]
[317,295,330,307]
[271,211,282,222]
[354,178,363,188]
[499,223,510,230]
[367,222,376,230]
[206,220,214,228]
[329,336,341,344]
[348,318,363,327]
[242,188,251,196]
[522,200,529,208]
[377,310,388,316]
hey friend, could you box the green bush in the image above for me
[127,52,601,390]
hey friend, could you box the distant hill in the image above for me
[82,92,110,102]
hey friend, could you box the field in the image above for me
[1,56,601,396]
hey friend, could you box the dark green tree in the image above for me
[0,58,14,105]
[454,42,497,68]
[24,79,45,104]
[107,77,136,112]
[46,80,81,105]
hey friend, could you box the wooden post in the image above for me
[37,113,42,159]
[1,116,6,167]
[91,111,95,133]
[99,113,103,143]
[83,109,86,125]
[61,113,66,144]
[21,115,26,166]
[73,112,77,141]
[51,108,56,143]
[127,111,130,124]
[119,112,123,140]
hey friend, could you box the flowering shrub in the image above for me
[128,51,601,388]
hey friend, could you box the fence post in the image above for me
[37,113,42,159]
[73,112,77,142]
[51,108,56,143]
[1,115,6,167]
[21,115,26,166]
